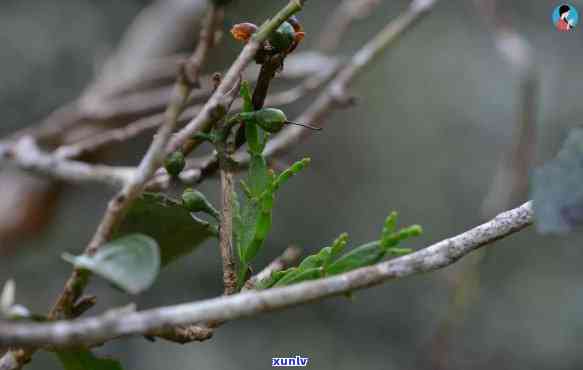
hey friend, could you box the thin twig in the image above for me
[218,150,238,295]
[0,201,533,347]
[55,57,339,161]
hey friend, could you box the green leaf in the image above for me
[63,234,159,295]
[298,249,330,270]
[326,241,384,276]
[270,158,310,193]
[240,80,254,113]
[381,212,398,244]
[235,196,261,264]
[329,233,349,263]
[273,267,323,287]
[242,209,272,263]
[115,193,218,265]
[381,225,422,251]
[240,80,265,154]
[533,128,583,234]
[56,350,123,370]
[247,155,271,197]
[255,270,287,289]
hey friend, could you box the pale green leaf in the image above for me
[115,193,218,265]
[63,234,159,295]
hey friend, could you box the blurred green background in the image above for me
[2,0,583,369]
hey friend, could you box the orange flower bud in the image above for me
[230,23,258,42]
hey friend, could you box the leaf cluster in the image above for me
[256,213,422,289]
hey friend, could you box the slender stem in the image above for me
[218,155,237,295]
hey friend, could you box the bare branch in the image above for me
[0,201,533,347]
[317,0,382,52]
[218,156,237,295]
[0,138,133,187]
[54,54,339,161]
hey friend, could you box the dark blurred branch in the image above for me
[317,0,382,52]
[0,201,533,347]
[476,0,538,218]
[53,53,339,160]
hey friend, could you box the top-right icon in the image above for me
[553,4,579,31]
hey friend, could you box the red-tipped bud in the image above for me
[230,23,258,42]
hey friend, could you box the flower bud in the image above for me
[240,108,287,133]
[231,23,258,42]
[268,21,296,52]
[164,151,186,177]
[182,188,219,219]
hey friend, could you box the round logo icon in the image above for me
[553,4,579,31]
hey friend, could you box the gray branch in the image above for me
[0,137,134,187]
[0,201,533,347]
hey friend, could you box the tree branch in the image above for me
[0,201,532,347]
[0,138,134,187]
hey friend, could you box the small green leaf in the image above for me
[381,225,422,251]
[273,267,323,287]
[116,193,218,265]
[63,234,160,295]
[329,233,349,261]
[56,350,123,370]
[235,196,261,264]
[270,158,310,193]
[326,241,384,276]
[298,249,330,270]
[247,154,271,197]
[381,212,398,243]
[255,270,287,289]
[240,80,253,113]
[242,210,272,263]
[240,80,266,154]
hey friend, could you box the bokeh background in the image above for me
[2,0,583,369]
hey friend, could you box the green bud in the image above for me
[268,21,295,53]
[182,188,219,220]
[164,151,185,177]
[240,108,287,133]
